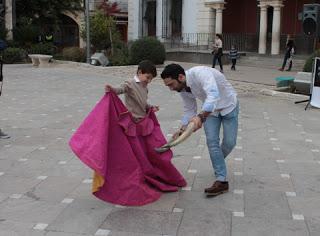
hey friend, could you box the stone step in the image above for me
[237,55,307,70]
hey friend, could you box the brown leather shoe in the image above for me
[204,181,229,196]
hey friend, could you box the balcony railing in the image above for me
[161,33,315,54]
[162,33,259,52]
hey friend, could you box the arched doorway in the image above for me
[53,14,79,48]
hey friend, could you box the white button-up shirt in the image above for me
[180,66,237,125]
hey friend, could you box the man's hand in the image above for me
[105,84,114,93]
[190,116,203,132]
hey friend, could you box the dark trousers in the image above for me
[281,53,292,70]
[212,54,223,71]
[231,59,237,70]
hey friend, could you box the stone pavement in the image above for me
[0,62,319,236]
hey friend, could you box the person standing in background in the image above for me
[212,34,224,73]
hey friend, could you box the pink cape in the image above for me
[69,92,186,206]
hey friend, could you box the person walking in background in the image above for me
[279,38,295,71]
[212,34,224,73]
[0,39,10,140]
[228,45,239,71]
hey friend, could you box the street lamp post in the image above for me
[85,0,90,63]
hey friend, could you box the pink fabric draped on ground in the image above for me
[69,92,186,206]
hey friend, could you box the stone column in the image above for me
[271,4,283,55]
[258,4,267,54]
[215,8,223,34]
[204,1,225,35]
[5,0,14,40]
[156,0,163,40]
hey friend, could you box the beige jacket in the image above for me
[113,76,150,119]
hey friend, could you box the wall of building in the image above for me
[281,0,320,35]
[182,0,197,34]
[196,0,214,34]
[128,0,139,40]
[223,0,258,34]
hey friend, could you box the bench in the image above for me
[28,54,53,67]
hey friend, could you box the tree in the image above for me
[82,10,120,52]
[15,0,83,27]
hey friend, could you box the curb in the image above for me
[260,88,308,99]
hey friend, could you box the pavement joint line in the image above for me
[95,229,111,236]
[233,189,244,194]
[292,214,304,221]
[182,186,192,191]
[285,192,297,197]
[10,194,23,199]
[173,207,184,213]
[61,198,74,204]
[234,172,243,176]
[33,223,48,231]
[37,176,48,180]
[82,179,93,184]
[281,174,290,178]
[188,169,198,173]
[233,211,245,217]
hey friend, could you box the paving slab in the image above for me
[0,62,320,235]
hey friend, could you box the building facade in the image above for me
[128,0,320,55]
[2,0,128,48]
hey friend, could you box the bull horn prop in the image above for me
[155,122,195,153]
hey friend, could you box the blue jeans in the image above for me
[204,102,239,181]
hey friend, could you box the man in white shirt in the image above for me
[161,64,239,196]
